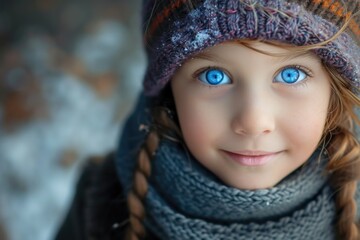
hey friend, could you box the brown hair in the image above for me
[322,65,360,239]
[125,87,181,240]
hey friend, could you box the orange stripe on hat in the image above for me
[146,0,188,41]
[146,0,360,41]
[311,0,360,37]
[350,20,360,36]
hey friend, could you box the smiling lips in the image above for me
[223,150,280,166]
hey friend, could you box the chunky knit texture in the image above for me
[116,93,360,240]
[144,141,335,239]
[141,0,360,96]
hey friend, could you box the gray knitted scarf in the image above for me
[141,139,335,240]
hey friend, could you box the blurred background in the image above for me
[0,0,145,239]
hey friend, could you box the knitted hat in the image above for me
[142,0,360,96]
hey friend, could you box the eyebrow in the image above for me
[278,51,320,63]
[191,49,320,64]
[191,51,226,63]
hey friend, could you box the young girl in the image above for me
[55,0,360,239]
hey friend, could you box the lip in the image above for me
[223,150,280,166]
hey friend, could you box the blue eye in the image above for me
[198,69,231,86]
[274,67,307,84]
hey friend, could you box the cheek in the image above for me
[177,102,211,142]
[175,98,224,156]
[281,100,329,150]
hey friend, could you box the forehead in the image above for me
[191,41,321,63]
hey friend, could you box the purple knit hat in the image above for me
[142,0,360,96]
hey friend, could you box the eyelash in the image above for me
[192,66,233,88]
[275,65,313,88]
[192,64,314,88]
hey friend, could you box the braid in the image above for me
[126,131,159,240]
[125,88,181,240]
[327,127,360,240]
[324,65,360,239]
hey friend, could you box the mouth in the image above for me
[222,150,280,166]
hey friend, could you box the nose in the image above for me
[231,93,275,137]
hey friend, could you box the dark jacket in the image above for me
[55,93,159,240]
[54,153,158,240]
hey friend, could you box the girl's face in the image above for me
[171,41,332,190]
